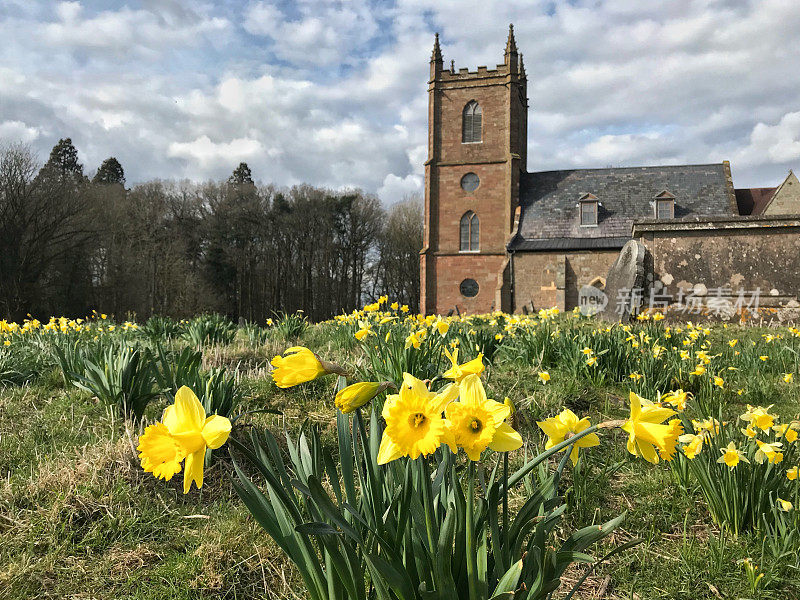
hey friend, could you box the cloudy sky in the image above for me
[1,0,799,203]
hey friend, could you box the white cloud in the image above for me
[168,135,263,168]
[41,2,230,56]
[0,120,40,144]
[378,173,423,205]
[244,0,379,66]
[736,112,800,166]
[0,0,799,197]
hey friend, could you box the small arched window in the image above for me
[462,101,482,143]
[460,211,479,251]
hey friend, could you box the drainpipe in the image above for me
[509,249,516,313]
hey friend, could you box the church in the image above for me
[420,26,800,317]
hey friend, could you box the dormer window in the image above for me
[579,193,599,226]
[654,191,675,219]
[462,101,482,143]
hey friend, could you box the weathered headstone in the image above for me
[599,240,649,322]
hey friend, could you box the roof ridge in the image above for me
[525,162,726,176]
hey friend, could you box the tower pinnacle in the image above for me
[505,24,517,56]
[431,32,443,63]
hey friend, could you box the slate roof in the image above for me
[735,187,776,216]
[510,163,736,251]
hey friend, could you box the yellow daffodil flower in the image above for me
[377,374,458,464]
[537,408,600,465]
[445,374,523,461]
[621,392,682,464]
[436,319,450,336]
[717,442,748,468]
[538,371,550,383]
[786,466,799,480]
[690,364,706,376]
[138,386,231,493]
[586,356,598,367]
[629,372,643,381]
[713,376,724,389]
[784,373,794,383]
[335,381,392,413]
[354,321,373,341]
[442,347,485,383]
[777,497,793,512]
[271,347,342,388]
[754,439,784,464]
[679,433,704,459]
[740,404,775,431]
[662,389,689,411]
[773,423,799,442]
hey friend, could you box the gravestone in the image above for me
[599,240,649,322]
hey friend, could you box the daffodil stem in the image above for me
[505,424,605,491]
[466,460,479,600]
[419,457,437,561]
[502,451,509,543]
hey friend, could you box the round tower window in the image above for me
[460,172,480,192]
[460,278,479,298]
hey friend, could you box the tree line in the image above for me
[0,139,422,322]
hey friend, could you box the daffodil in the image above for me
[335,381,392,413]
[377,374,458,464]
[784,373,794,383]
[442,348,484,383]
[786,466,799,480]
[354,321,373,341]
[271,346,342,388]
[138,386,231,493]
[690,364,706,376]
[740,404,775,431]
[717,442,748,468]
[405,330,422,349]
[629,372,643,381]
[713,376,724,389]
[538,371,550,383]
[777,497,793,512]
[662,389,689,411]
[754,439,784,464]
[537,408,600,465]
[679,433,704,459]
[445,374,523,461]
[586,356,598,367]
[773,423,799,442]
[621,392,682,464]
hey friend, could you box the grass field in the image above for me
[1,309,799,599]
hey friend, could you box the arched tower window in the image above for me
[462,101,482,143]
[460,211,479,251]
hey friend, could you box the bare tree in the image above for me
[0,143,93,319]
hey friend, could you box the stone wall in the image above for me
[632,215,800,316]
[512,250,619,311]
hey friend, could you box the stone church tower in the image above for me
[420,26,528,315]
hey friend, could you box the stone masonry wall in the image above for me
[633,216,800,314]
[513,250,619,311]
[431,253,508,315]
